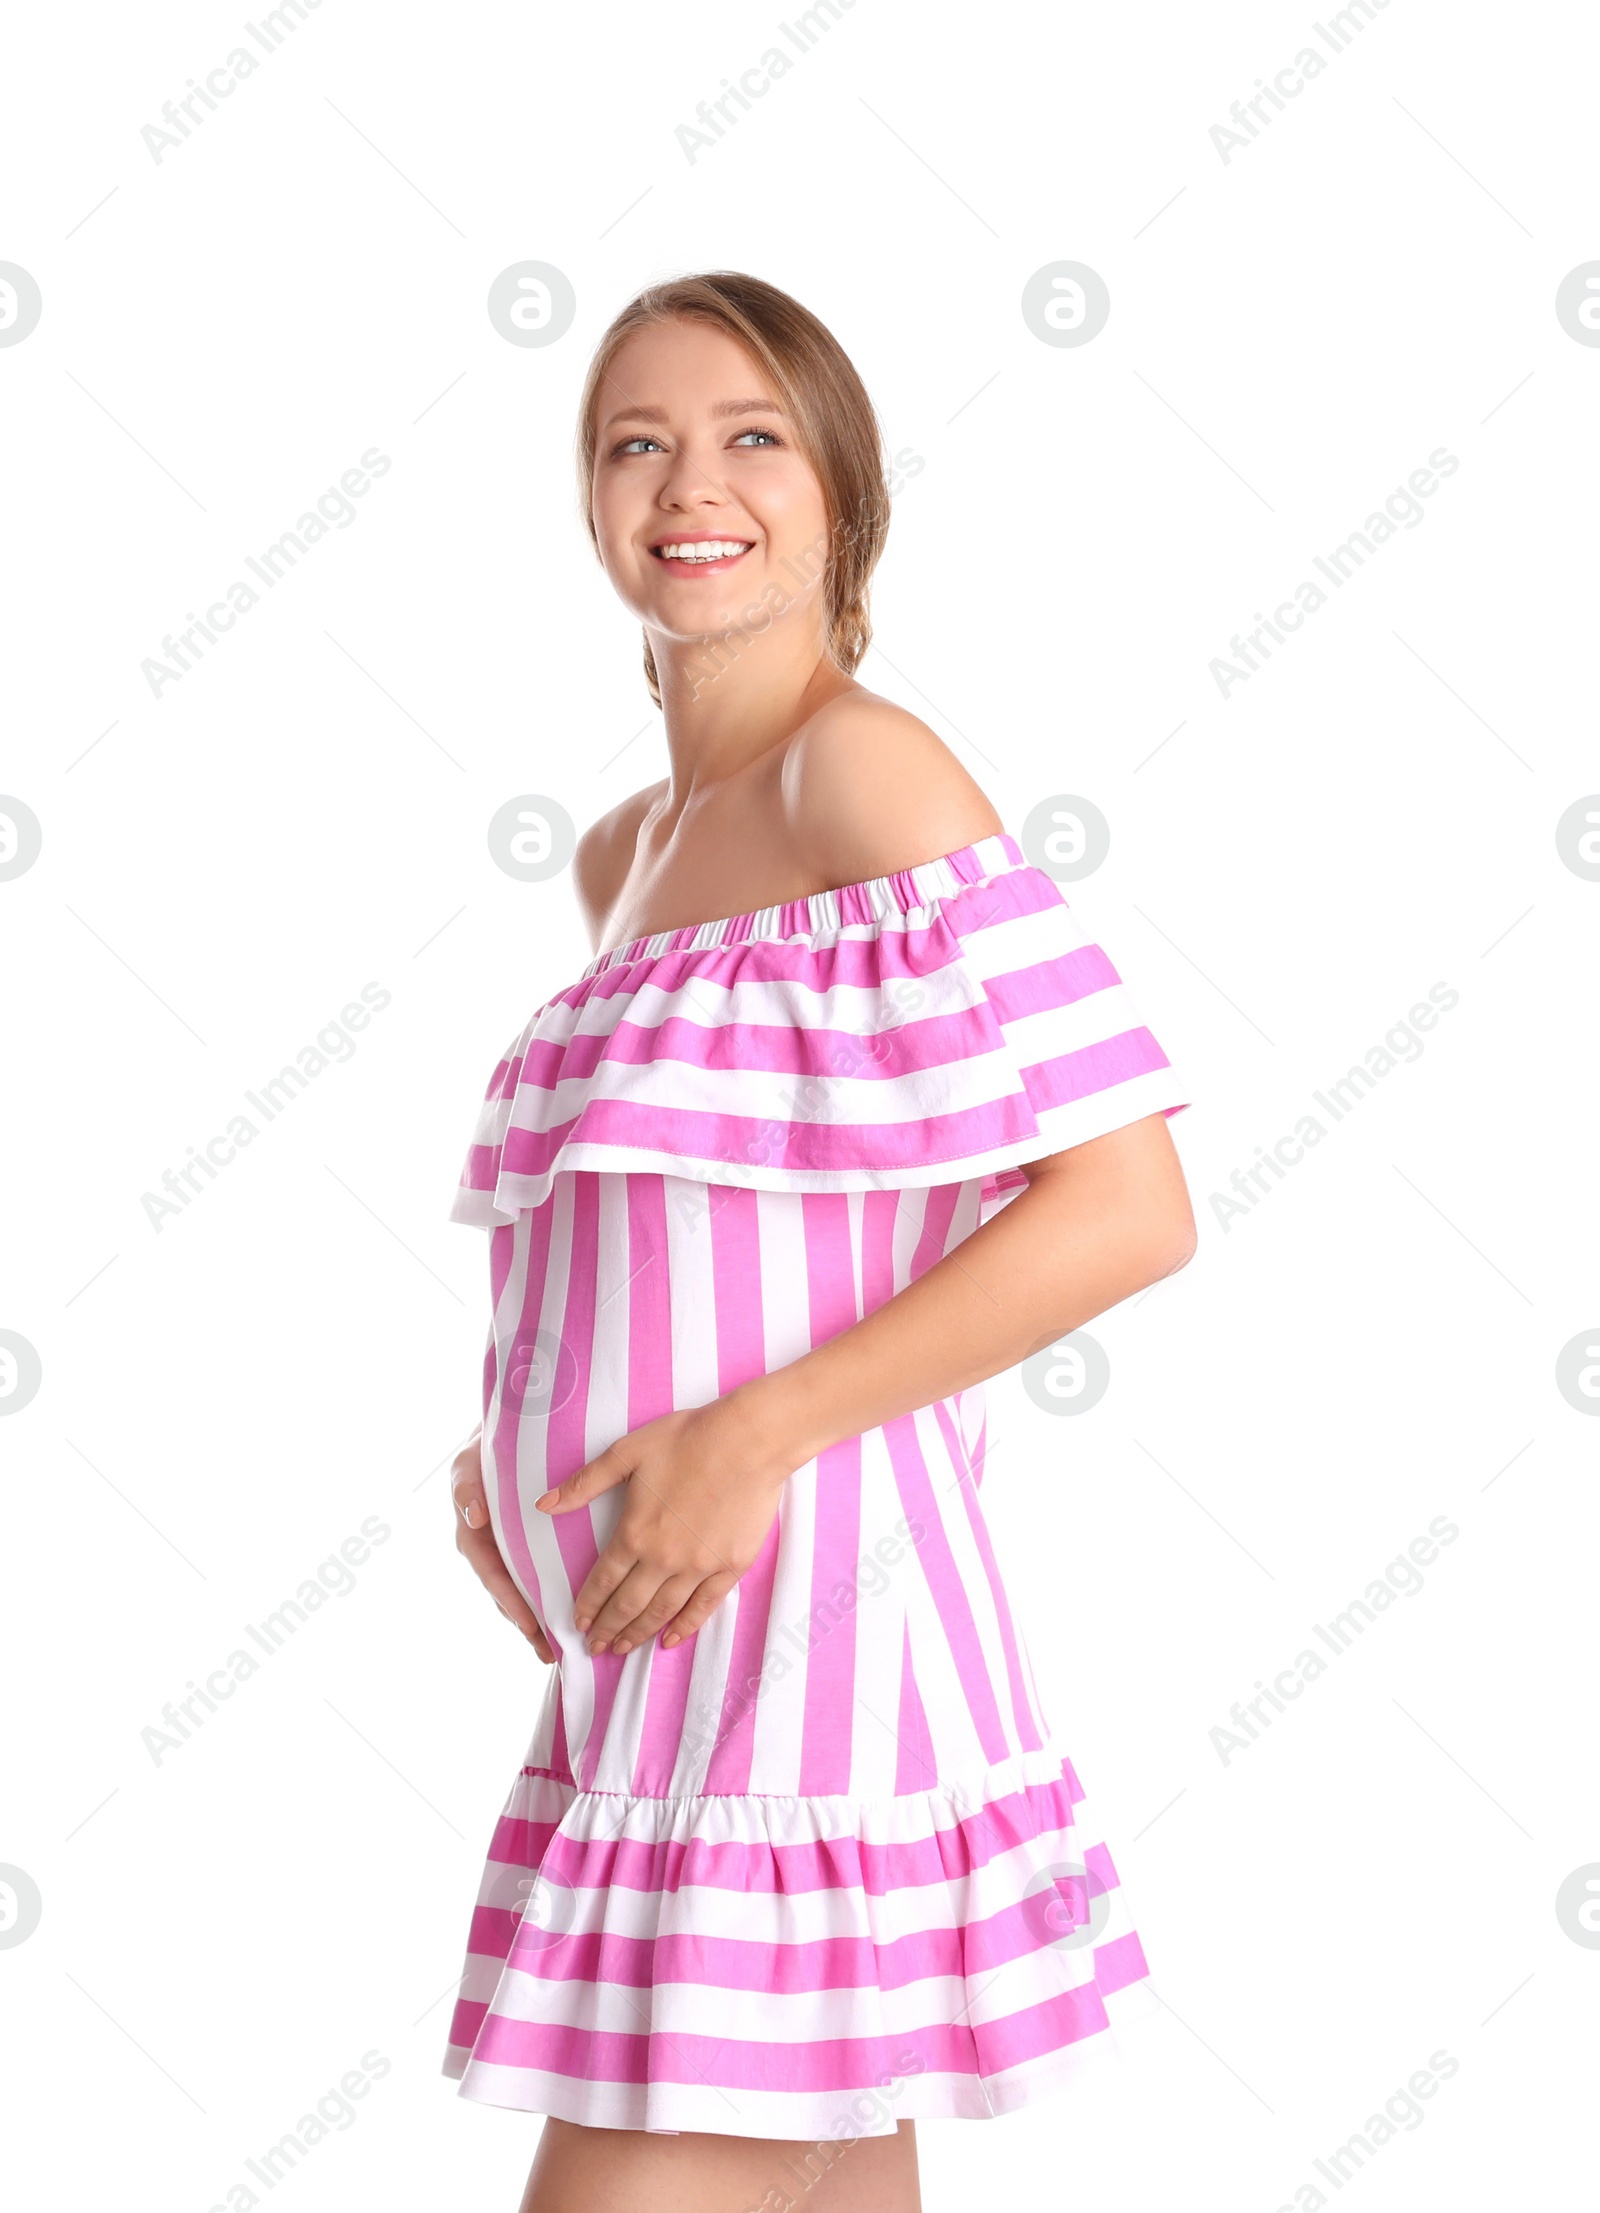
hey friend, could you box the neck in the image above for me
[648,616,856,800]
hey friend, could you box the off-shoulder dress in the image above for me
[441,830,1190,2139]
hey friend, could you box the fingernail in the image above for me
[661,1632,680,1648]
[612,1641,631,1656]
[573,1614,591,1633]
[535,1489,558,1507]
[588,1638,608,1655]
[461,1500,485,1527]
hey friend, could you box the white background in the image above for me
[2,2,1596,2207]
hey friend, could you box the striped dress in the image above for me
[442,830,1189,2139]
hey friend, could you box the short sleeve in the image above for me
[943,864,1190,1214]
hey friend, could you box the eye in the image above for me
[613,435,664,456]
[731,427,782,447]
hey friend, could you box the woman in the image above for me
[443,271,1196,2212]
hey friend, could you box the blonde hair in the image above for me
[575,271,891,708]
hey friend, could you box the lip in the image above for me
[649,532,756,575]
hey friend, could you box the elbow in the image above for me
[1138,1195,1198,1285]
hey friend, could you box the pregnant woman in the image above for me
[442,271,1196,2213]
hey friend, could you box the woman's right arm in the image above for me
[451,1429,556,1664]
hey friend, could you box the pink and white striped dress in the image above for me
[441,831,1189,2139]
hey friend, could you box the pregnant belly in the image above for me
[479,1324,633,1654]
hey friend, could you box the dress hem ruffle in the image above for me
[441,1743,1154,2138]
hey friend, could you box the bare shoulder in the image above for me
[781,687,1003,884]
[572,782,662,947]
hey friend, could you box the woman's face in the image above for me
[589,317,830,651]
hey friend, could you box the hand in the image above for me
[536,1395,794,1657]
[451,1429,556,1664]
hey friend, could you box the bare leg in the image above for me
[518,2116,921,2213]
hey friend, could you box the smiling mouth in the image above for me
[651,538,755,572]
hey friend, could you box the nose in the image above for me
[656,440,733,514]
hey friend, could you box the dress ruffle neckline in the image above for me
[450,829,1190,1225]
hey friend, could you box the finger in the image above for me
[660,1569,740,1648]
[536,1444,630,1515]
[609,1573,702,1657]
[582,1561,670,1653]
[458,1523,555,1660]
[571,1544,639,1636]
[486,1572,557,1664]
[451,1447,489,1532]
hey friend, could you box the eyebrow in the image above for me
[600,397,786,431]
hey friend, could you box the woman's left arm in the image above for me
[540,1112,1196,1656]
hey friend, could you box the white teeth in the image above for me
[656,541,750,562]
